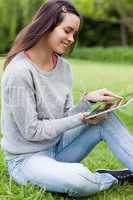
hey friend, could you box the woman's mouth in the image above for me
[62,42,70,48]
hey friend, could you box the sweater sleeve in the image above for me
[63,63,93,117]
[64,92,92,117]
[3,71,84,142]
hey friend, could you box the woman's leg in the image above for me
[8,112,124,197]
[100,113,133,171]
[56,112,133,171]
[55,122,103,162]
[7,112,133,197]
[7,152,117,197]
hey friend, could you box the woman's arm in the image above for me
[2,71,84,142]
[63,92,93,117]
[63,62,93,117]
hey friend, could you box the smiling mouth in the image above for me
[62,42,71,48]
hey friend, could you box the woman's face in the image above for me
[46,13,80,54]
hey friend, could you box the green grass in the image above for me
[68,47,133,65]
[0,58,133,199]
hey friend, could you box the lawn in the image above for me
[0,58,133,200]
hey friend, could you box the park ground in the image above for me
[0,58,133,200]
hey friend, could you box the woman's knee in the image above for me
[66,163,99,197]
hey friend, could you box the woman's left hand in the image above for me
[84,88,123,104]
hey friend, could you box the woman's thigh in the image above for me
[55,123,102,162]
[55,112,133,163]
[100,112,133,170]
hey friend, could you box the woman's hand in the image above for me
[80,112,108,125]
[84,88,123,104]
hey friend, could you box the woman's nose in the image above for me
[68,34,74,43]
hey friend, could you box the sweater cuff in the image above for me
[62,113,84,130]
[71,112,84,126]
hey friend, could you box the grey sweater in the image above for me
[1,52,91,160]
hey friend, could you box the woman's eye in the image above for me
[64,29,70,34]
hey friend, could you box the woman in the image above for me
[1,0,133,197]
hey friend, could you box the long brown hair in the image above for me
[4,0,81,69]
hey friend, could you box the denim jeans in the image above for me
[7,113,133,197]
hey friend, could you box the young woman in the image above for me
[1,0,133,197]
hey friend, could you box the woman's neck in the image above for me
[26,42,56,71]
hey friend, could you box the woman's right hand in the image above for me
[80,112,108,125]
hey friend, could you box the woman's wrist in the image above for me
[80,112,84,121]
[80,112,87,123]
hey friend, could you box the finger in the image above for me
[86,115,106,124]
[103,90,123,99]
[88,118,102,124]
[87,120,98,124]
[99,96,114,102]
[85,117,97,123]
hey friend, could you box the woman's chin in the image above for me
[55,49,66,55]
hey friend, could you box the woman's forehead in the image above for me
[59,13,80,31]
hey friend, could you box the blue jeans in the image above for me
[7,113,133,197]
